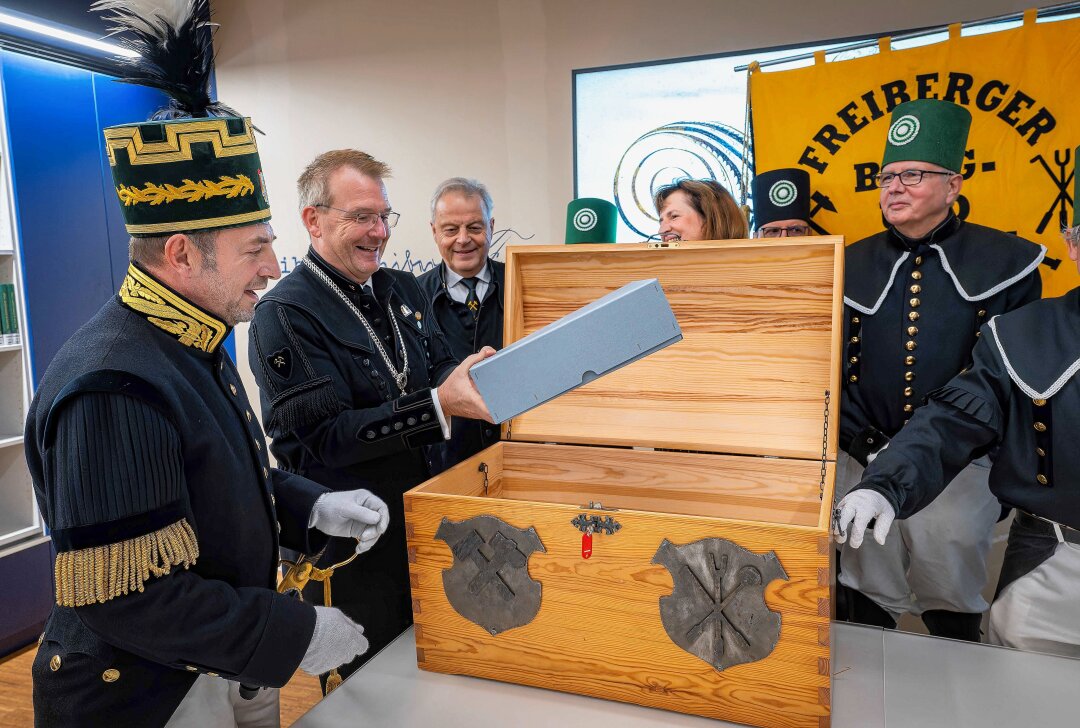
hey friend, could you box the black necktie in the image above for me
[462,277,480,318]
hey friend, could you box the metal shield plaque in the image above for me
[435,515,546,636]
[652,538,788,672]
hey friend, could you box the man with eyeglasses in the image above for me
[248,150,494,684]
[419,178,504,473]
[835,147,1080,657]
[837,99,1045,641]
[751,167,812,239]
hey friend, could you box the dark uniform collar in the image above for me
[887,213,961,251]
[845,217,1045,315]
[305,246,394,301]
[988,287,1080,399]
[118,262,230,354]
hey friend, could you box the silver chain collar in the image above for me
[302,256,410,393]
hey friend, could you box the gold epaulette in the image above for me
[54,519,200,607]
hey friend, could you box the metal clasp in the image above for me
[648,241,680,249]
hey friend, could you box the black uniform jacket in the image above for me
[25,263,328,728]
[248,249,457,670]
[417,259,503,473]
[854,287,1080,590]
[841,214,1044,464]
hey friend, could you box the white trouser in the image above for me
[988,539,1080,658]
[165,674,280,728]
[835,451,999,619]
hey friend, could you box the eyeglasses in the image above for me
[315,204,400,229]
[874,170,956,188]
[757,225,810,238]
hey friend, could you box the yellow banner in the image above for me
[750,12,1080,296]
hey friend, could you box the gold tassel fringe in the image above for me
[54,519,200,607]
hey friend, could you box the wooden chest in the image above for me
[404,238,843,728]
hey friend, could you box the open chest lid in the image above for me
[501,237,844,462]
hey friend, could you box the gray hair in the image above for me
[129,229,219,269]
[430,177,493,223]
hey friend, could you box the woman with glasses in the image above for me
[655,178,748,242]
[751,168,813,239]
[836,99,1046,644]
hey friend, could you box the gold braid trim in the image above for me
[117,175,255,207]
[54,519,199,607]
[119,264,227,353]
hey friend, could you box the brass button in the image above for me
[851,316,860,324]
[978,309,987,317]
[102,669,120,683]
[909,297,921,308]
[904,387,913,397]
[1036,474,1049,485]
[246,410,252,422]
[907,326,919,336]
[186,666,199,672]
[905,371,915,382]
[1036,447,1047,457]
[229,384,238,396]
[911,270,922,280]
[905,340,917,351]
[1034,422,1047,433]
[849,374,858,383]
[49,655,61,672]
[908,311,920,321]
[262,467,269,479]
[849,356,858,364]
[207,672,219,678]
[914,255,923,265]
[271,495,276,507]
[903,404,914,413]
[905,355,916,365]
[1033,398,1047,407]
[910,284,922,294]
[975,331,981,337]
[850,336,860,344]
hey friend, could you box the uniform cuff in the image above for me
[431,387,452,440]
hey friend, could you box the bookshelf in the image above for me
[0,78,43,557]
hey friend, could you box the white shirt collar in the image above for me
[445,261,490,289]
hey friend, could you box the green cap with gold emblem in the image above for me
[94,0,271,236]
[881,99,972,173]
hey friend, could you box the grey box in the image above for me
[469,278,682,424]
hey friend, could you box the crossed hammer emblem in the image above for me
[451,529,527,602]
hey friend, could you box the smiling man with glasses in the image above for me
[248,150,494,687]
[836,99,1046,642]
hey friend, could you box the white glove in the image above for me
[299,606,368,676]
[832,489,896,549]
[309,489,390,554]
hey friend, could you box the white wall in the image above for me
[212,0,1034,396]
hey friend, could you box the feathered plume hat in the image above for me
[94,0,270,236]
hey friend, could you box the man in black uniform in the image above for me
[27,8,381,725]
[751,167,812,239]
[419,177,503,473]
[248,150,493,682]
[838,99,1045,640]
[836,145,1080,657]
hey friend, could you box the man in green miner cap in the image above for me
[836,146,1080,658]
[751,167,813,239]
[26,3,386,726]
[836,98,1046,640]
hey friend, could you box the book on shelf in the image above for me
[0,284,18,346]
